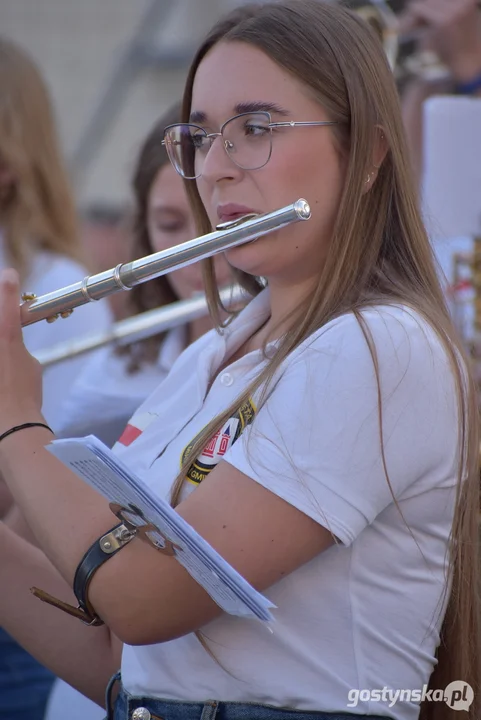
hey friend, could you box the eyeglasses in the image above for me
[162,111,338,180]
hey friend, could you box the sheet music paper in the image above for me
[421,96,481,341]
[422,96,481,239]
[47,435,276,623]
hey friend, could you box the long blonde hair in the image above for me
[171,2,480,716]
[0,37,82,281]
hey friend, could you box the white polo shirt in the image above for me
[114,289,459,720]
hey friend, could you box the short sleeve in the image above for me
[223,307,459,546]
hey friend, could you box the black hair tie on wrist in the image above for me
[0,422,53,444]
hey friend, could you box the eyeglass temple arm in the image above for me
[269,121,338,128]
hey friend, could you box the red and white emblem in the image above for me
[117,412,158,447]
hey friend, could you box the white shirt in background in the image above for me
[105,289,459,720]
[0,237,113,431]
[55,326,187,445]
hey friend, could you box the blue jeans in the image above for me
[105,673,388,720]
[0,627,55,720]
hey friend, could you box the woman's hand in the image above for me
[0,269,44,431]
[401,0,481,82]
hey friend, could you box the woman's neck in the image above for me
[187,314,216,344]
[187,277,315,350]
[256,278,316,347]
[187,293,247,344]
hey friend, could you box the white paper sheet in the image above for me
[422,96,481,239]
[47,435,276,623]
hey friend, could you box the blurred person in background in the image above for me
[400,0,481,183]
[53,103,234,450]
[0,36,112,720]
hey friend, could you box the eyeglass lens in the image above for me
[164,112,273,179]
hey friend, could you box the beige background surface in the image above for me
[0,0,245,209]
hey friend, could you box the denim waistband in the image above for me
[104,673,389,720]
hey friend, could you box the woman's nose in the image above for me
[200,134,243,184]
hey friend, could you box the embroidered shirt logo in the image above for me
[181,398,256,485]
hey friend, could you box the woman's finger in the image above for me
[406,0,478,27]
[0,269,23,342]
[405,1,448,27]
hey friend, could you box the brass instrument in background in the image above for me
[348,0,453,85]
[351,0,399,72]
[451,243,481,384]
[453,242,481,471]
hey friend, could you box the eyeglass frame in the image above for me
[161,110,339,179]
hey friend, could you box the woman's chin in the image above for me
[224,241,274,278]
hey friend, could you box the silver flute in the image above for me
[20,199,311,327]
[35,286,245,367]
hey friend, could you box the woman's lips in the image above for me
[217,203,257,223]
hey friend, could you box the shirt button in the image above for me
[220,372,234,386]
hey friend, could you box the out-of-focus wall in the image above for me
[0,0,238,209]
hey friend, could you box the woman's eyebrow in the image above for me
[151,205,184,216]
[189,101,291,124]
[190,110,207,123]
[234,101,291,116]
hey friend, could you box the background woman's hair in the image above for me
[117,102,183,372]
[0,37,82,281]
[171,2,480,715]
